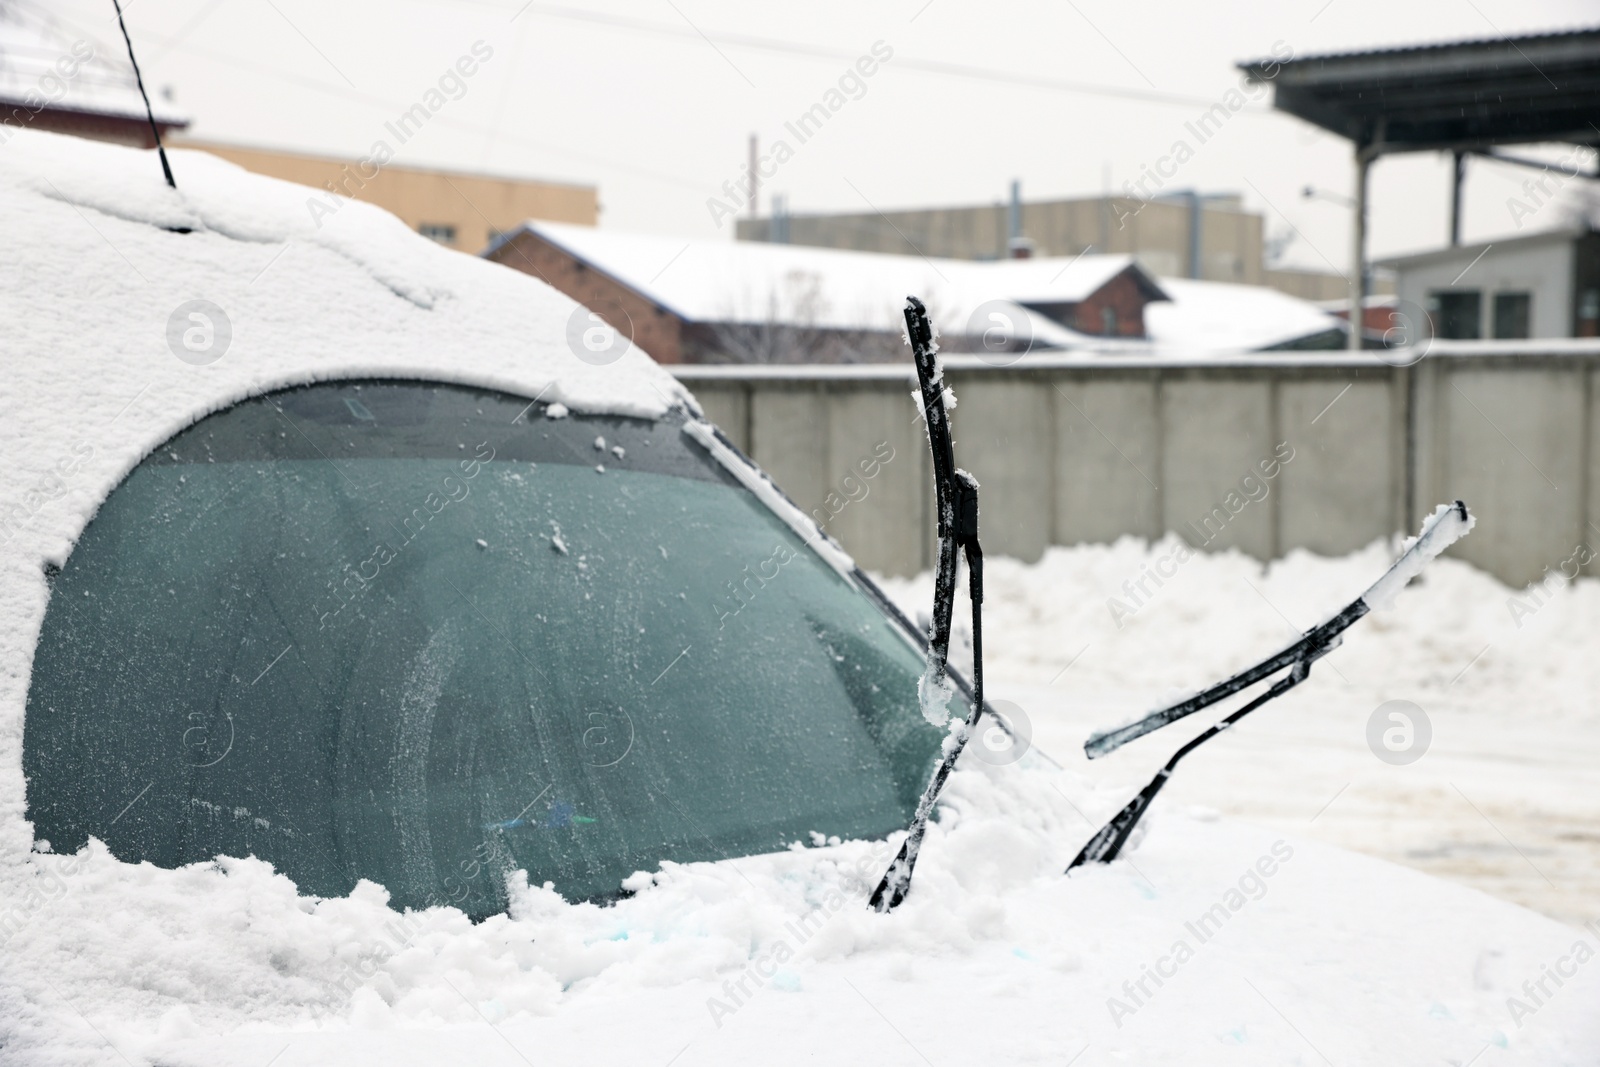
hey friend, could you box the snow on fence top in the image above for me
[667,338,1600,379]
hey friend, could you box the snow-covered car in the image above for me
[1,130,1595,1066]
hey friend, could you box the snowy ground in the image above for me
[878,536,1600,928]
[9,535,1597,1067]
[7,536,1599,1066]
[3,129,1597,1063]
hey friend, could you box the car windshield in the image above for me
[24,381,945,918]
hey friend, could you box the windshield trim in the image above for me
[678,413,1044,768]
[681,420,859,583]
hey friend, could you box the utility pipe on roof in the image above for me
[748,133,758,219]
[1185,190,1202,279]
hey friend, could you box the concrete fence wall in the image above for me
[673,343,1600,587]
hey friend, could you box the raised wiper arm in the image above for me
[1084,500,1474,761]
[1083,601,1365,760]
[869,296,987,913]
[1069,500,1474,871]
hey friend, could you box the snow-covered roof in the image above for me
[509,220,1150,348]
[0,1,187,126]
[509,222,1339,354]
[1376,226,1587,269]
[1146,277,1344,351]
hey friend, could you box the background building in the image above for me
[737,188,1360,302]
[1241,26,1600,348]
[177,141,598,254]
[0,4,594,254]
[487,221,1342,363]
[1382,229,1600,339]
[0,4,187,147]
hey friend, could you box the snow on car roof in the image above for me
[0,128,691,550]
[0,124,690,891]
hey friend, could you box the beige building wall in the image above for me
[739,196,1265,282]
[177,140,597,253]
[739,195,1360,300]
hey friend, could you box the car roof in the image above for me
[0,125,697,833]
[0,126,692,482]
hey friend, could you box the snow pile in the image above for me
[5,754,1597,1066]
[0,127,690,437]
[1,536,1595,1065]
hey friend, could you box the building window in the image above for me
[1579,289,1600,337]
[1429,290,1481,340]
[1492,292,1531,339]
[1100,306,1118,336]
[418,223,457,246]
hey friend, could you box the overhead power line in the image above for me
[443,0,1255,111]
[35,5,711,194]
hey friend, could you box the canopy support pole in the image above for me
[1450,150,1466,246]
[1348,149,1370,351]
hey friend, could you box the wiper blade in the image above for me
[869,296,987,913]
[1084,500,1474,760]
[1069,500,1473,870]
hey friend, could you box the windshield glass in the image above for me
[24,381,945,918]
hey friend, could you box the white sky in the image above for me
[31,0,1600,271]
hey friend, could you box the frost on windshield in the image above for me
[23,382,944,917]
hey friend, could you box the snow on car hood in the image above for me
[0,130,1595,1066]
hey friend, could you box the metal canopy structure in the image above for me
[1240,27,1600,348]
[1240,29,1600,151]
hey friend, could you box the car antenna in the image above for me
[1068,500,1474,870]
[111,0,176,189]
[869,296,989,913]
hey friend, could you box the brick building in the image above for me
[0,5,188,148]
[486,222,1342,362]
[486,222,1173,363]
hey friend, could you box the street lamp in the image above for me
[1302,185,1355,209]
